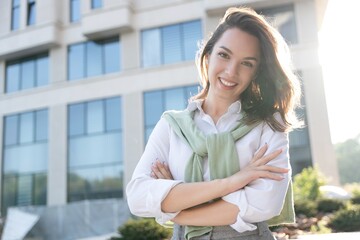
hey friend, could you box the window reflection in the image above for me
[5,54,49,93]
[2,109,48,213]
[68,38,120,80]
[68,97,123,202]
[144,85,199,143]
[141,20,202,67]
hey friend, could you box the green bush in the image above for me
[111,218,172,240]
[351,195,360,205]
[328,206,360,232]
[317,198,345,213]
[293,167,326,202]
[294,200,317,217]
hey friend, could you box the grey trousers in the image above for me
[171,222,275,240]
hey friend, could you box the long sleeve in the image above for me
[222,116,291,232]
[126,118,183,223]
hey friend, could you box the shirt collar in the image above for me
[187,99,242,114]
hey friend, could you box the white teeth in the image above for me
[219,78,236,87]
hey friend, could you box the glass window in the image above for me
[27,0,36,26]
[36,56,49,87]
[68,97,123,202]
[105,97,121,131]
[143,85,199,142]
[4,115,18,146]
[70,0,80,22]
[2,109,48,214]
[104,39,120,74]
[68,38,120,81]
[68,44,85,80]
[141,20,202,67]
[6,64,20,93]
[5,54,49,93]
[258,4,298,44]
[162,24,182,64]
[21,60,36,90]
[141,29,161,67]
[91,0,102,9]
[35,110,48,141]
[183,21,202,60]
[86,41,102,77]
[87,100,104,134]
[19,112,34,144]
[68,103,85,137]
[11,0,20,30]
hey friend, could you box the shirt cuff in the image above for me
[222,191,257,232]
[146,179,183,224]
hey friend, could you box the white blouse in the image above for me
[126,100,291,233]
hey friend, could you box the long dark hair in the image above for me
[193,7,301,132]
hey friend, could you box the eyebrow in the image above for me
[219,46,259,62]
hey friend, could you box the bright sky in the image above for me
[318,0,360,144]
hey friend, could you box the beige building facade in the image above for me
[0,0,338,237]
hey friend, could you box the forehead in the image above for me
[214,28,260,58]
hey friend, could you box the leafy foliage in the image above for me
[111,218,172,240]
[335,136,360,184]
[293,167,326,202]
[294,200,317,217]
[317,198,345,213]
[328,206,360,232]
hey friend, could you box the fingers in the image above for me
[252,143,268,161]
[151,159,174,180]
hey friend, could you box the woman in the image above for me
[126,7,301,240]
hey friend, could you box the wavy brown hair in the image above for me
[193,7,301,132]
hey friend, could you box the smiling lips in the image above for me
[219,77,237,87]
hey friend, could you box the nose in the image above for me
[225,62,239,78]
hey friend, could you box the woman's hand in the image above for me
[225,143,288,193]
[151,159,174,180]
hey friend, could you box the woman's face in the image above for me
[206,28,261,103]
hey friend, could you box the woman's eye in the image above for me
[218,52,229,59]
[242,61,254,68]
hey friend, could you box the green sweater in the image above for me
[163,110,295,240]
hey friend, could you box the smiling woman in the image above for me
[319,0,360,143]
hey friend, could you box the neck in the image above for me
[202,97,233,123]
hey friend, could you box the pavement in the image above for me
[295,232,360,239]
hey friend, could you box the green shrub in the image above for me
[351,195,360,205]
[112,218,172,240]
[317,198,345,213]
[293,167,326,202]
[294,200,317,217]
[328,206,360,232]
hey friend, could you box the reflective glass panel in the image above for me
[87,100,104,134]
[19,112,34,144]
[27,0,36,26]
[69,132,122,167]
[142,29,161,67]
[6,63,20,93]
[144,91,163,126]
[68,44,85,80]
[183,20,202,60]
[11,7,20,30]
[104,39,120,73]
[105,97,121,131]
[91,0,102,9]
[21,60,35,90]
[36,56,49,87]
[162,24,182,64]
[4,143,48,174]
[70,0,80,22]
[4,115,18,146]
[86,41,102,77]
[35,110,48,141]
[165,88,186,110]
[68,103,85,136]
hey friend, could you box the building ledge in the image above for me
[0,22,60,60]
[82,5,133,39]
